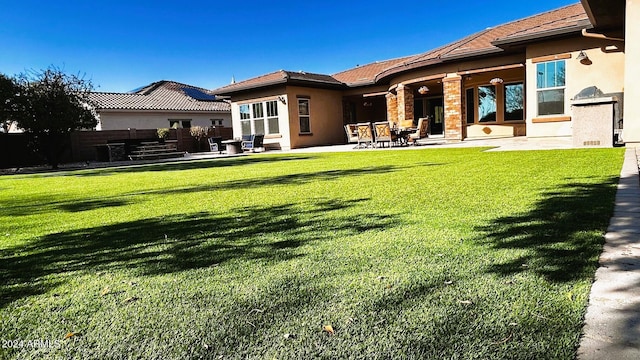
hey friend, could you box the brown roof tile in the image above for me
[90,81,230,112]
[332,56,414,86]
[213,70,343,95]
[377,3,588,80]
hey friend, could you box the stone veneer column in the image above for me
[396,84,414,122]
[443,74,463,142]
[386,92,398,124]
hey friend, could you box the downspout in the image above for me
[582,28,624,42]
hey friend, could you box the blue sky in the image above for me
[0,0,578,93]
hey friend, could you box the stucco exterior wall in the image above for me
[96,111,231,130]
[624,0,640,145]
[525,36,625,138]
[285,86,344,149]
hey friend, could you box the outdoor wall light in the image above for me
[576,51,592,65]
[418,86,429,95]
[277,96,287,104]
[489,78,504,85]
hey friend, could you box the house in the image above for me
[90,80,231,131]
[214,0,633,150]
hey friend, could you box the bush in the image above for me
[157,128,170,140]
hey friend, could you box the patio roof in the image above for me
[580,0,625,30]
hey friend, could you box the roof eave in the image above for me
[491,24,592,48]
[580,0,625,30]
[214,79,289,96]
[216,78,345,96]
[374,58,444,83]
[439,47,505,61]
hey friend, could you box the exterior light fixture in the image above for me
[489,78,504,85]
[576,51,591,65]
[277,95,287,104]
[418,86,429,95]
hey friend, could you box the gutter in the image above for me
[581,28,624,42]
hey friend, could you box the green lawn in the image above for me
[0,147,624,359]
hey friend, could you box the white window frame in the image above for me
[536,60,566,116]
[239,100,280,136]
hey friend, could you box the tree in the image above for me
[14,67,97,168]
[0,73,20,133]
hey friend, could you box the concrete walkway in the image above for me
[577,147,640,359]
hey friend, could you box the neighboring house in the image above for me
[90,80,231,131]
[214,0,633,150]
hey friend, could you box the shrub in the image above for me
[157,128,170,140]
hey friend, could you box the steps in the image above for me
[128,141,184,160]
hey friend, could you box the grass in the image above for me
[0,147,624,359]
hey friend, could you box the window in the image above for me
[252,103,265,135]
[504,82,524,121]
[536,60,565,116]
[298,98,310,133]
[266,100,280,134]
[240,104,251,136]
[478,85,496,122]
[211,119,224,126]
[465,81,524,124]
[239,100,280,136]
[169,119,192,128]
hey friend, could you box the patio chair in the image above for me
[373,121,398,148]
[208,136,223,154]
[408,117,429,145]
[344,124,358,146]
[242,134,264,152]
[356,122,374,148]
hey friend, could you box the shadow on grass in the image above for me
[71,155,318,177]
[475,177,619,282]
[0,198,403,308]
[129,165,402,197]
[1,165,403,217]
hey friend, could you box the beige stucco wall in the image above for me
[230,88,291,150]
[525,37,625,138]
[624,0,640,145]
[388,54,526,87]
[285,86,344,149]
[229,86,344,150]
[96,111,231,130]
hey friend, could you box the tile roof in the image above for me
[214,3,590,94]
[332,56,414,86]
[214,70,344,95]
[376,3,589,80]
[90,80,230,112]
